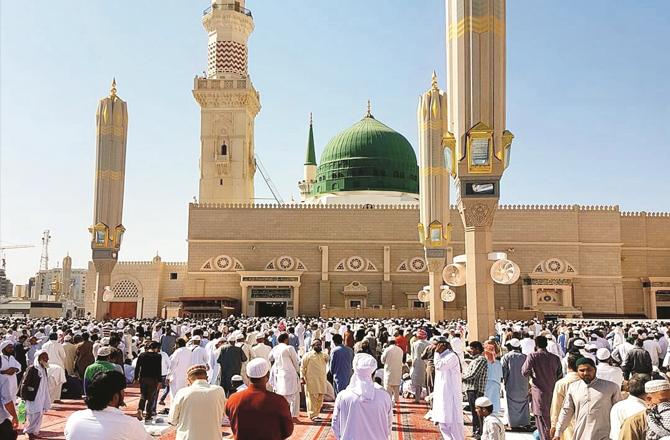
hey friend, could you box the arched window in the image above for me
[220,143,228,155]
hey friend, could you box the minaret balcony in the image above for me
[203,3,252,18]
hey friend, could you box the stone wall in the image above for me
[85,204,670,318]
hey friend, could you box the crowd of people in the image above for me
[1,314,670,439]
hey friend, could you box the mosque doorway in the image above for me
[657,307,670,319]
[109,302,137,318]
[256,301,287,317]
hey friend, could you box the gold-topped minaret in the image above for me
[446,0,514,340]
[90,78,128,320]
[417,72,453,323]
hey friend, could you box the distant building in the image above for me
[13,284,29,298]
[32,267,86,306]
[0,269,13,297]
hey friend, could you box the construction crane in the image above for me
[0,244,36,270]
[40,230,51,271]
[254,154,285,204]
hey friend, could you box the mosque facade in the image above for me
[84,1,670,321]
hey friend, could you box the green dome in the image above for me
[311,114,419,196]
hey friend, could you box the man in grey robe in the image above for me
[501,338,530,429]
[217,335,247,396]
[409,329,430,402]
[521,335,563,440]
[553,357,622,440]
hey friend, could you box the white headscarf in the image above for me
[33,349,48,371]
[346,353,378,401]
[0,340,12,353]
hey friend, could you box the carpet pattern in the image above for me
[15,387,460,440]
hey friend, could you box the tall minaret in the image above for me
[447,0,514,341]
[90,79,128,320]
[298,114,317,201]
[194,0,261,204]
[418,73,452,323]
[62,254,72,299]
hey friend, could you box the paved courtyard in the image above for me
[16,385,534,440]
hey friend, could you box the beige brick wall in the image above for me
[85,204,670,318]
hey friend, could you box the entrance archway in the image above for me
[256,301,287,317]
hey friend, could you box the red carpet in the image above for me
[16,386,472,440]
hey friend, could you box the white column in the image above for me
[293,284,300,317]
[650,288,658,319]
[319,246,329,281]
[383,246,391,282]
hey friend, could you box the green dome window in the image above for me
[311,111,419,197]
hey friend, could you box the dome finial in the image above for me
[110,78,117,98]
[366,99,373,118]
[431,71,438,90]
[309,112,313,125]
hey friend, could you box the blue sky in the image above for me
[1,0,669,285]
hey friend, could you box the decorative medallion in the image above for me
[347,256,365,272]
[264,256,307,272]
[277,256,295,271]
[546,259,563,273]
[215,255,233,271]
[201,255,244,272]
[464,203,492,227]
[532,258,577,276]
[410,257,427,273]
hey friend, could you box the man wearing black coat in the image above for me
[622,338,653,380]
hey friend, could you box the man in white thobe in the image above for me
[0,340,21,404]
[432,337,465,440]
[169,364,227,440]
[204,336,221,384]
[269,333,301,418]
[42,334,66,368]
[380,340,403,403]
[169,340,191,400]
[595,348,624,389]
[24,350,51,440]
[449,332,466,370]
[251,334,271,361]
[188,336,209,369]
[332,353,392,440]
[609,372,648,440]
[296,321,306,351]
[553,358,622,440]
[236,333,252,384]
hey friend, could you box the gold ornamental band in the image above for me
[448,16,504,40]
[98,126,127,137]
[96,170,124,181]
[419,167,450,176]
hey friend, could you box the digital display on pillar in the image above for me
[465,182,497,196]
[471,138,490,165]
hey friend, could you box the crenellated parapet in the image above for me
[190,202,421,210]
[188,202,659,215]
[498,204,620,212]
[621,211,670,217]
